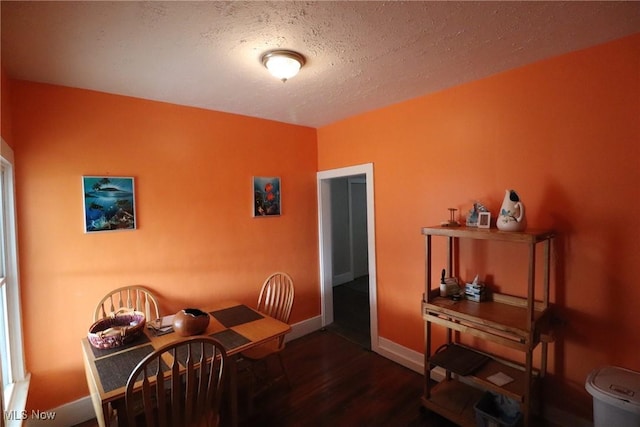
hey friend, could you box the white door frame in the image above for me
[317,163,378,353]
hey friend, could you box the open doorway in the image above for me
[317,163,378,353]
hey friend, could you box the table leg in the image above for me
[229,356,238,427]
[102,402,111,427]
[84,354,108,427]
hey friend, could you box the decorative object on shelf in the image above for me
[87,308,146,349]
[440,268,461,297]
[478,211,491,229]
[82,176,136,233]
[441,208,460,227]
[172,308,210,337]
[465,274,487,302]
[466,202,489,227]
[497,189,526,231]
[253,176,281,217]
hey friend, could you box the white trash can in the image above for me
[585,366,640,427]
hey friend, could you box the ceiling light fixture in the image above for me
[261,50,306,82]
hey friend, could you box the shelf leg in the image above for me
[543,239,551,308]
[523,349,533,427]
[446,236,452,277]
[424,321,432,399]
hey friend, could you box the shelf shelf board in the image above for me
[468,357,540,402]
[421,380,484,427]
[427,343,540,402]
[423,297,549,347]
[421,225,555,243]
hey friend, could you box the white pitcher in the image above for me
[497,190,526,231]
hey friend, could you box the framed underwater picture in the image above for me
[253,176,281,217]
[82,176,136,233]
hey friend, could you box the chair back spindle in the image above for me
[125,337,227,427]
[94,286,160,322]
[256,272,294,350]
[257,272,294,324]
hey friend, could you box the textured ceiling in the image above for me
[2,1,639,128]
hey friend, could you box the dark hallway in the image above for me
[327,275,370,350]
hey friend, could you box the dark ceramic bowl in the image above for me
[172,308,210,336]
[88,310,146,349]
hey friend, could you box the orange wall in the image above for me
[1,66,14,145]
[318,33,640,417]
[8,82,319,410]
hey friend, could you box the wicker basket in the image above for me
[88,308,146,349]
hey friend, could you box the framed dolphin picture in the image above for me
[83,176,136,233]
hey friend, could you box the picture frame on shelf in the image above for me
[466,201,489,227]
[478,212,491,229]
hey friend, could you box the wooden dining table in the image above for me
[81,300,292,427]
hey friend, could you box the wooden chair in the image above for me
[94,286,162,425]
[241,272,295,391]
[94,285,160,322]
[125,336,228,427]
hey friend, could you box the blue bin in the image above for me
[474,391,522,427]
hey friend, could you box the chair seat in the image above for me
[241,338,281,360]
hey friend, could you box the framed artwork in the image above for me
[253,176,281,217]
[478,212,491,229]
[83,176,136,233]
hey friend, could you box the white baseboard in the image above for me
[286,315,322,342]
[375,336,446,382]
[376,336,424,374]
[42,317,591,427]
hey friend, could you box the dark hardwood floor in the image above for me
[238,329,457,427]
[236,330,555,427]
[326,275,371,350]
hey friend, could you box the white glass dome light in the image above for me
[261,50,306,82]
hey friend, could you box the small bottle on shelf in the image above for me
[440,269,447,297]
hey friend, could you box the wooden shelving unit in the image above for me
[420,226,555,427]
